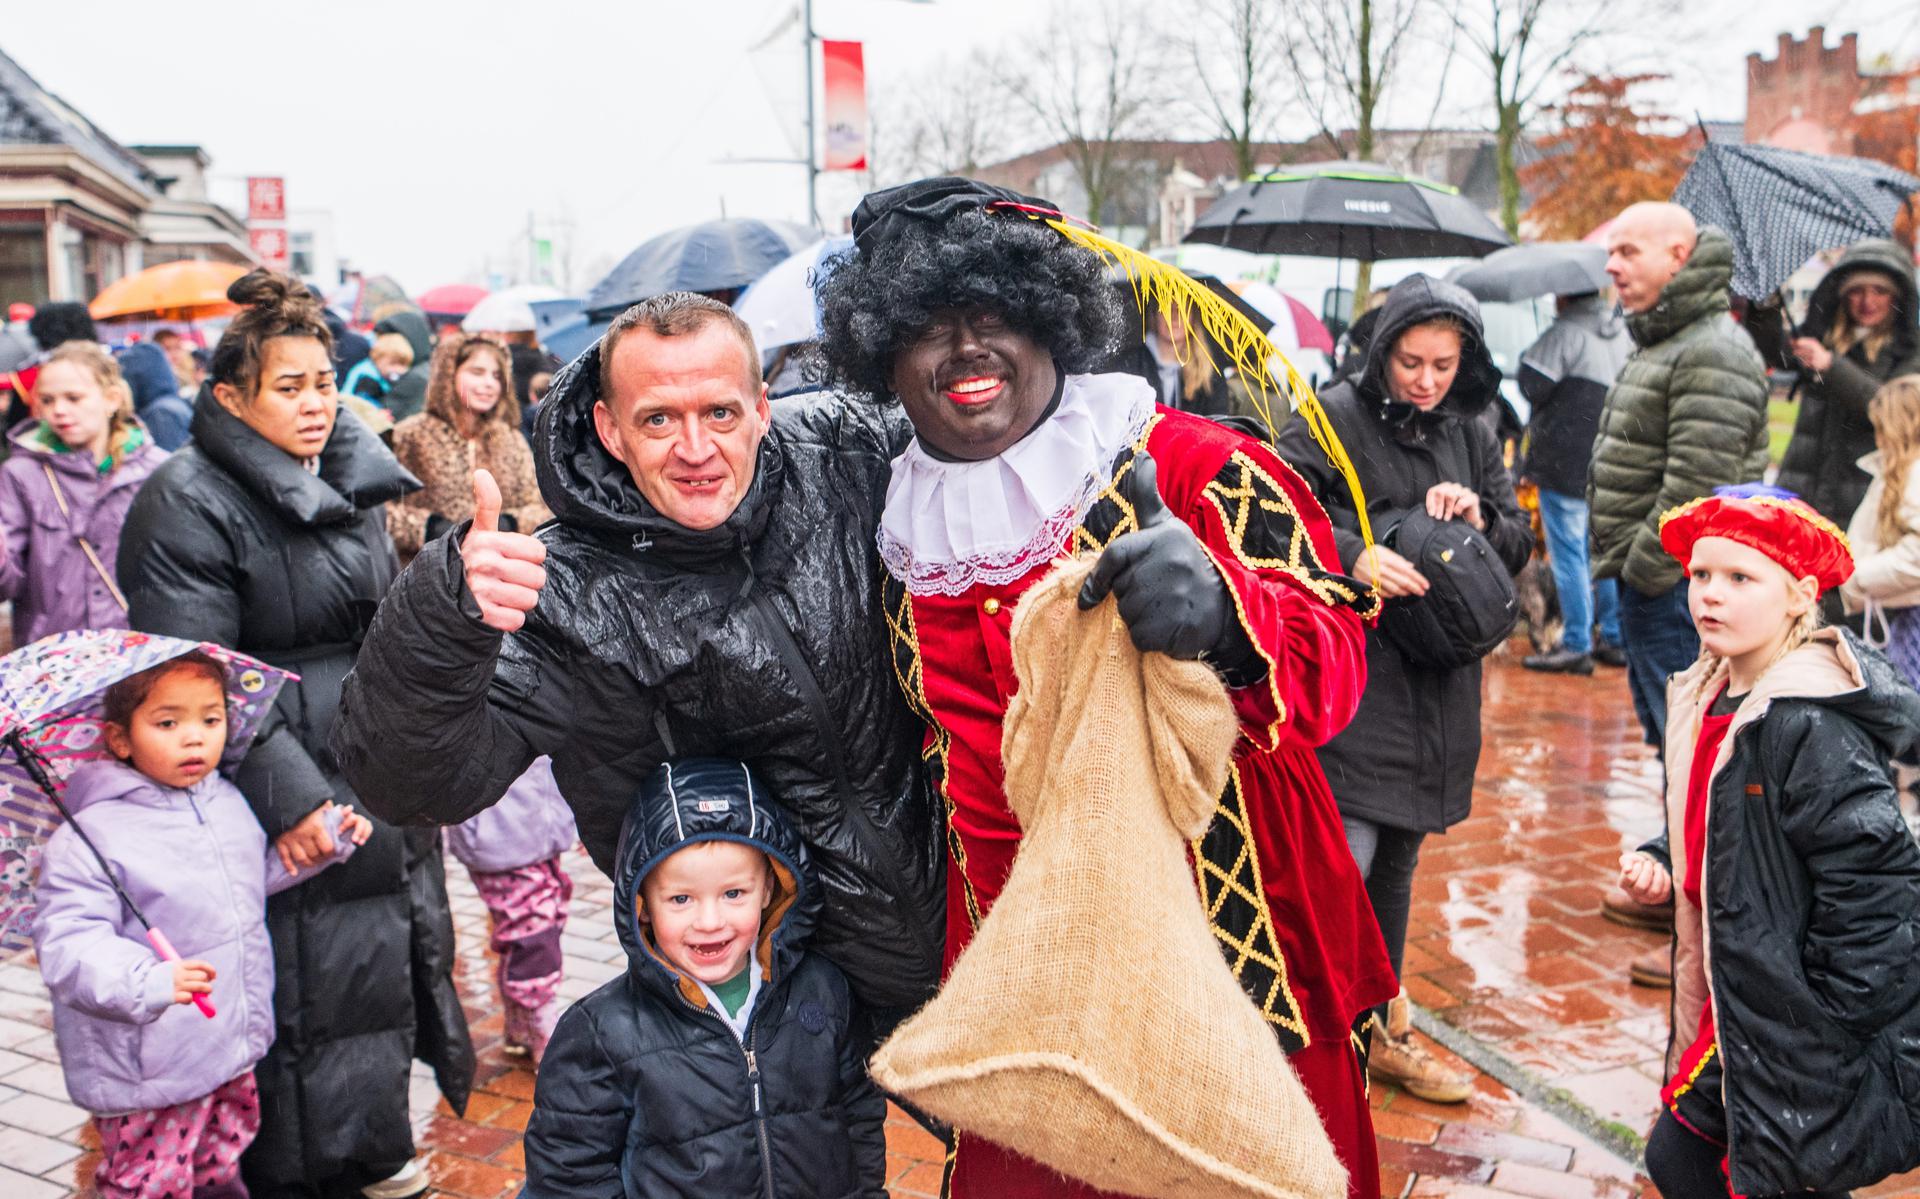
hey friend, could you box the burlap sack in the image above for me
[870,556,1347,1199]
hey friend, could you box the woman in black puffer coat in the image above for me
[118,271,473,1199]
[523,757,886,1197]
[1777,239,1920,528]
[1274,274,1531,1102]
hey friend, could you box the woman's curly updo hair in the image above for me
[811,207,1124,403]
[210,269,333,401]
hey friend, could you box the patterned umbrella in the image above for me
[1673,142,1920,301]
[0,631,294,976]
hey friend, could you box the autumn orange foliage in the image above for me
[1521,74,1699,242]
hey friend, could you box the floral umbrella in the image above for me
[0,631,293,990]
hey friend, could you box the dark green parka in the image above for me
[1588,227,1770,597]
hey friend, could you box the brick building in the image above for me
[1745,25,1919,164]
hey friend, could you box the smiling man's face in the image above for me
[888,305,1057,460]
[593,321,770,531]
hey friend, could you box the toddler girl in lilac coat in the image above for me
[32,652,368,1199]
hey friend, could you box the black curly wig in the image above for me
[810,208,1125,404]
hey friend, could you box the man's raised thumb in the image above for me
[472,469,502,534]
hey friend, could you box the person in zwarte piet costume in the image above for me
[812,177,1399,1199]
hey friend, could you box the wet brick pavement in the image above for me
[1,647,1915,1196]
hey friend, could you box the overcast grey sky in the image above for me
[3,0,1914,295]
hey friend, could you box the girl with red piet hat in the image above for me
[1618,483,1920,1198]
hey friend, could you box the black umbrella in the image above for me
[1672,142,1920,301]
[1445,242,1609,302]
[1184,161,1513,260]
[585,218,819,319]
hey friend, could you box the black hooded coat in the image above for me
[117,389,474,1190]
[1274,275,1531,832]
[522,758,887,1198]
[331,338,947,1013]
[1775,239,1920,526]
[374,310,435,422]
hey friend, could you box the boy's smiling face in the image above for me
[639,841,773,985]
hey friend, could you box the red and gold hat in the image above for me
[1658,484,1853,593]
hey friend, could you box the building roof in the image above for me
[0,44,155,195]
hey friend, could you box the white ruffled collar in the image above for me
[879,372,1155,596]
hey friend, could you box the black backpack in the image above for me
[1375,506,1518,670]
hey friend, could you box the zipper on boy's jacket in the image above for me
[746,1037,776,1199]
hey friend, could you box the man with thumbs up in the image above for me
[335,293,946,1019]
[810,177,1398,1199]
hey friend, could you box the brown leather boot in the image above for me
[1602,884,1674,932]
[1366,992,1475,1104]
[1629,944,1673,988]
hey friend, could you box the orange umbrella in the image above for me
[89,261,249,321]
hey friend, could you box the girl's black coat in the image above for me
[522,758,886,1198]
[1643,631,1920,1195]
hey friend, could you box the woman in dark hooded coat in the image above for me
[1274,274,1530,1104]
[1777,239,1920,528]
[117,270,473,1199]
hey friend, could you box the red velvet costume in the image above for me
[883,402,1398,1199]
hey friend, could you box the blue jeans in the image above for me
[1617,580,1699,748]
[1538,488,1619,654]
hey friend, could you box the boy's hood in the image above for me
[373,310,434,363]
[1674,626,1920,758]
[612,758,819,1009]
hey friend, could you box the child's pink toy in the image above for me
[146,926,215,1020]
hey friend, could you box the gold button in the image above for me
[983,598,1002,616]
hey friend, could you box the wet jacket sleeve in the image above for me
[121,492,332,838]
[834,973,890,1196]
[31,831,176,1025]
[333,523,575,827]
[1770,706,1920,1038]
[1179,437,1371,752]
[0,463,31,603]
[521,1003,628,1199]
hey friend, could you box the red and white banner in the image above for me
[246,177,286,222]
[249,227,289,270]
[820,40,868,172]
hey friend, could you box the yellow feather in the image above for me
[1043,217,1378,568]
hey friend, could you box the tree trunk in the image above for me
[1496,100,1523,237]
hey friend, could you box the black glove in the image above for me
[1078,452,1246,667]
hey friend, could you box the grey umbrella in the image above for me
[1446,242,1609,302]
[1184,161,1513,260]
[1672,142,1920,301]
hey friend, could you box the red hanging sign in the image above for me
[249,227,289,270]
[246,177,286,222]
[821,40,868,172]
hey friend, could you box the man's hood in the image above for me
[532,337,779,562]
[373,309,434,364]
[1796,238,1918,357]
[1626,225,1736,349]
[1357,273,1502,422]
[611,757,819,1007]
